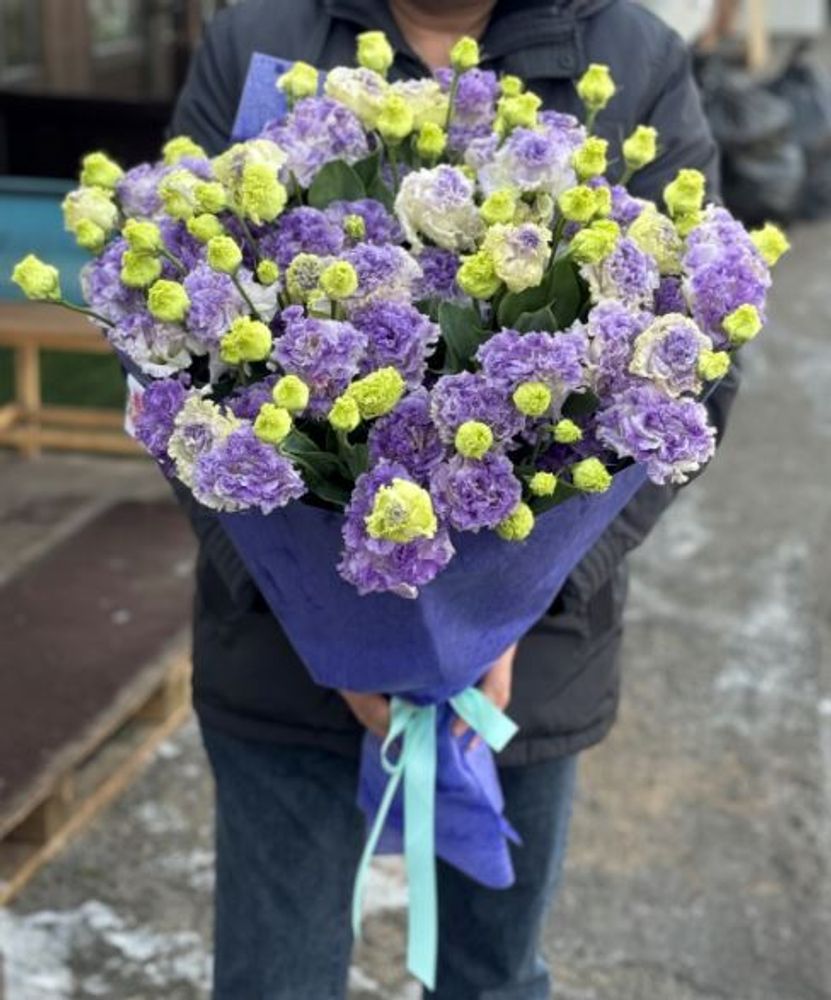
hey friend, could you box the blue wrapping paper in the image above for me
[231,54,294,142]
[218,462,648,885]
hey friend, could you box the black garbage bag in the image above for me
[696,56,806,225]
[768,46,831,220]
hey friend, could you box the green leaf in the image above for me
[496,257,586,331]
[366,174,394,211]
[307,161,366,209]
[352,149,382,188]
[439,302,484,372]
[529,479,581,515]
[548,257,583,328]
[562,389,600,419]
[514,306,558,333]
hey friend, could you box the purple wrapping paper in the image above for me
[219,462,648,885]
[231,54,294,142]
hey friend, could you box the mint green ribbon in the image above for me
[351,687,518,990]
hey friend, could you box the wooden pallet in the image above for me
[0,301,142,458]
[0,643,192,906]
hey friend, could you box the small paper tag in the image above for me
[124,373,145,440]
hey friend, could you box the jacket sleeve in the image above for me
[563,29,731,602]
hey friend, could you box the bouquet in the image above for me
[12,31,788,987]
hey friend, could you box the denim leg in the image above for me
[200,723,365,1000]
[428,754,579,1000]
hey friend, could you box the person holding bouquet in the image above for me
[158,1,739,997]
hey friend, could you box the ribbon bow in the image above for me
[351,686,518,990]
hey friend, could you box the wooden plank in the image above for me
[0,403,20,431]
[0,660,192,906]
[0,638,189,843]
[13,343,41,458]
[0,302,102,343]
[0,425,143,456]
[39,404,127,429]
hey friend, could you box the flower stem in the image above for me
[231,272,263,322]
[445,71,460,130]
[58,299,113,328]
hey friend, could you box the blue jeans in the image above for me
[200,723,578,1000]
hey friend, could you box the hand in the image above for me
[453,643,516,742]
[340,690,391,740]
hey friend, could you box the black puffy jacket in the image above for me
[170,0,739,765]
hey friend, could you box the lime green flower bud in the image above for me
[220,316,272,364]
[357,30,394,75]
[148,279,189,322]
[162,135,207,165]
[676,212,704,239]
[593,186,612,218]
[80,151,123,190]
[496,502,535,541]
[328,394,361,433]
[377,93,414,143]
[277,61,319,100]
[569,219,620,264]
[186,213,225,243]
[159,169,199,220]
[195,181,227,215]
[347,367,406,420]
[11,254,61,301]
[750,223,790,267]
[513,381,552,417]
[480,189,517,226]
[450,36,480,72]
[529,471,558,497]
[320,260,359,300]
[457,250,502,299]
[63,187,118,236]
[572,457,612,493]
[572,137,608,181]
[286,253,324,303]
[239,163,287,225]
[253,403,292,445]
[498,92,542,129]
[664,169,706,219]
[120,249,162,288]
[206,235,243,274]
[273,374,310,412]
[723,304,762,346]
[343,214,366,240]
[698,349,731,381]
[455,420,494,459]
[553,418,583,444]
[558,185,600,224]
[500,74,524,97]
[622,125,658,171]
[628,207,682,275]
[256,259,280,285]
[416,121,447,160]
[365,478,438,543]
[576,63,616,112]
[123,219,163,254]
[74,219,107,253]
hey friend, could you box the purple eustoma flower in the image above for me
[261,96,370,187]
[325,199,404,245]
[183,263,245,350]
[476,329,588,399]
[351,301,439,387]
[193,426,306,513]
[272,305,368,416]
[430,453,522,532]
[368,390,447,483]
[414,247,463,302]
[81,238,144,324]
[258,207,345,268]
[583,237,661,310]
[133,379,187,468]
[595,383,716,485]
[339,460,455,597]
[430,371,525,446]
